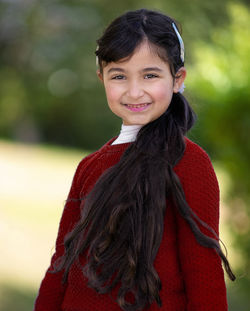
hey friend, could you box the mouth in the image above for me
[123,103,152,112]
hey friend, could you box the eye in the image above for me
[111,75,125,80]
[144,73,158,79]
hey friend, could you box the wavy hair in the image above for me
[53,8,235,311]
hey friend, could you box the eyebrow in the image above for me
[107,67,163,74]
[142,67,163,72]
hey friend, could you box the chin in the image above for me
[125,118,151,126]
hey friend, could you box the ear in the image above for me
[173,67,186,93]
[96,69,103,82]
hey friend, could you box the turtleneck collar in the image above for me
[111,124,143,145]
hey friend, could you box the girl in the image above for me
[34,8,235,311]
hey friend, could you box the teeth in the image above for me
[126,103,149,108]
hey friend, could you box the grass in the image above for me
[0,139,89,310]
[0,282,37,311]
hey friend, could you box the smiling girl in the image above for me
[98,42,185,126]
[34,8,235,311]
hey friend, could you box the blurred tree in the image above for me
[187,3,250,306]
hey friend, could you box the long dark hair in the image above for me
[53,8,235,311]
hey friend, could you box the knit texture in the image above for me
[34,137,228,311]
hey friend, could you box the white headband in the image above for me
[96,45,99,67]
[172,22,185,63]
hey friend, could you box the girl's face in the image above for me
[97,41,186,126]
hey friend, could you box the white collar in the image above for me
[111,124,143,145]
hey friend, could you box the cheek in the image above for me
[105,85,122,103]
[152,83,173,101]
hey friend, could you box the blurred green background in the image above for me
[0,0,249,310]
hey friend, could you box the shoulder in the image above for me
[71,138,114,191]
[184,137,212,163]
[174,137,219,195]
[175,137,215,173]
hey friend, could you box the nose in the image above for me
[126,79,145,100]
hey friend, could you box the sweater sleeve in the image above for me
[33,154,92,311]
[173,143,228,311]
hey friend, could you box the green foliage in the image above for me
[188,2,250,200]
[0,0,120,148]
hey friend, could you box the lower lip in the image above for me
[124,103,151,112]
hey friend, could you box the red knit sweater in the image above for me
[34,137,228,311]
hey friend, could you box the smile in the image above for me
[123,103,152,112]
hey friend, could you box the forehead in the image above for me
[103,41,169,71]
